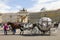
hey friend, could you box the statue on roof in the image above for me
[22,8,25,11]
[20,8,26,12]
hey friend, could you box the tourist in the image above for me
[3,23,8,35]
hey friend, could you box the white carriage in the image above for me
[38,17,52,34]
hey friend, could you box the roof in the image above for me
[39,17,52,22]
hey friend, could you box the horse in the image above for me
[7,22,24,35]
[7,22,46,35]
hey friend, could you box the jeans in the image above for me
[12,29,16,35]
[4,29,7,35]
[13,29,16,33]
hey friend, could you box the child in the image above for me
[3,23,8,35]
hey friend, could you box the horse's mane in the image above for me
[7,22,12,24]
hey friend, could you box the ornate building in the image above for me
[0,8,29,23]
[0,9,60,23]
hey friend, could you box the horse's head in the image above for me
[7,22,13,25]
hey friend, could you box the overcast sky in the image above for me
[0,0,60,13]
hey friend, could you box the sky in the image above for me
[0,0,60,13]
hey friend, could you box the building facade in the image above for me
[0,9,60,23]
[0,9,29,23]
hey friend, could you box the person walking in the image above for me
[3,23,8,35]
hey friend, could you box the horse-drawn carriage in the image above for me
[38,17,52,34]
[7,17,59,35]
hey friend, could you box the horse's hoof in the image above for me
[13,32,15,35]
[19,33,23,35]
[19,34,21,35]
[22,34,23,35]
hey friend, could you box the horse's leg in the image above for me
[20,28,24,35]
[20,29,22,35]
[21,31,24,35]
[20,30,21,35]
[20,32,21,35]
[30,25,36,34]
[20,30,24,35]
